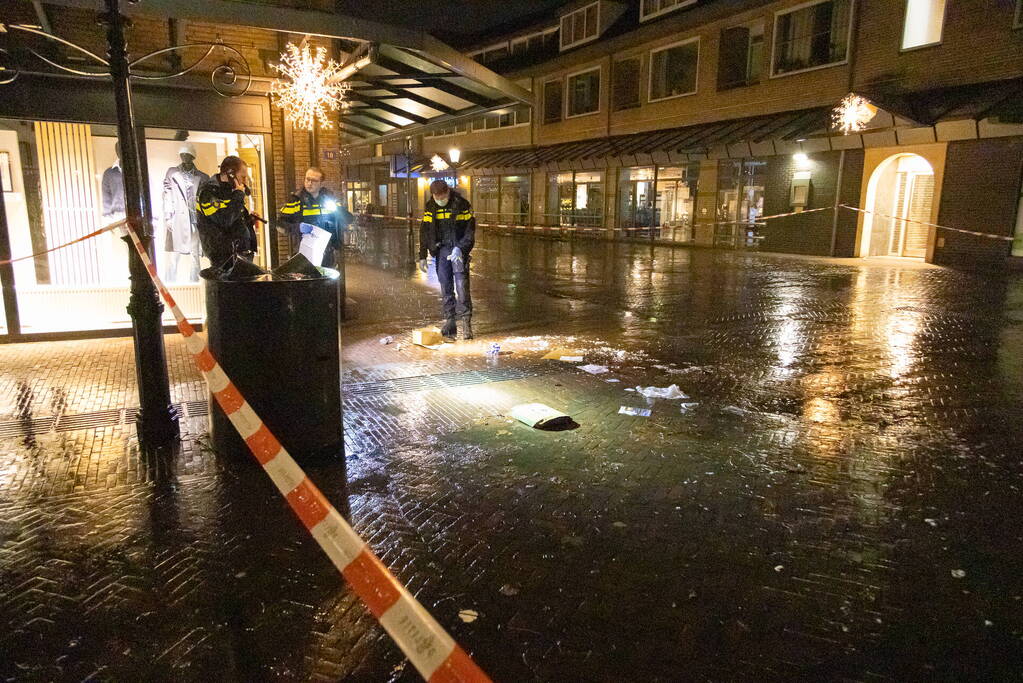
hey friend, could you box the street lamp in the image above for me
[448,146,461,164]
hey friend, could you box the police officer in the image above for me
[278,166,354,268]
[196,156,258,268]
[419,179,475,341]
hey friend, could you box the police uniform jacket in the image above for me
[279,188,353,250]
[419,191,475,260]
[195,176,257,266]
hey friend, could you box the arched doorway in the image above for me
[861,153,935,258]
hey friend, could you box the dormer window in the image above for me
[560,2,600,50]
[640,0,697,23]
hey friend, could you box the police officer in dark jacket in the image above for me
[278,166,354,268]
[196,156,258,268]
[419,179,475,341]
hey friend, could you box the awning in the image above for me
[24,0,534,144]
[460,107,831,169]
[861,76,1023,126]
[340,44,531,144]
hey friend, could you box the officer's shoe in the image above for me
[440,318,457,342]
[460,317,474,340]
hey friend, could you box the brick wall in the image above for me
[759,149,864,256]
[854,0,1023,92]
[934,137,1023,269]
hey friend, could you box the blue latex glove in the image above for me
[448,246,463,262]
[299,222,314,235]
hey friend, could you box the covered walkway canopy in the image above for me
[36,0,534,144]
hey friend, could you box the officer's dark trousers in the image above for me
[436,245,472,320]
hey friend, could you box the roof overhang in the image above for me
[30,0,534,141]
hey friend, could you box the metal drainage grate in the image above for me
[0,363,560,438]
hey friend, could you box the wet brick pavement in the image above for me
[3,229,1023,681]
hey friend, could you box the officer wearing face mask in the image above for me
[419,179,475,341]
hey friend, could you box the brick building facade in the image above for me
[344,0,1023,270]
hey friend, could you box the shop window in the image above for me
[543,80,563,124]
[649,38,699,102]
[612,58,642,111]
[347,181,372,213]
[902,0,946,49]
[567,68,601,118]
[772,0,851,76]
[716,159,767,248]
[640,0,697,22]
[655,164,699,242]
[472,175,500,222]
[0,118,267,333]
[560,2,599,51]
[547,171,604,228]
[717,21,764,90]
[500,175,531,225]
[618,165,698,240]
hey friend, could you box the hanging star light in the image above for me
[430,154,450,172]
[832,93,878,135]
[270,43,351,131]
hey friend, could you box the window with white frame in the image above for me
[772,0,852,76]
[560,2,599,50]
[902,0,946,49]
[612,57,642,111]
[649,38,699,101]
[567,67,601,117]
[640,0,697,22]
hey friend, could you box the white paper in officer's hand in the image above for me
[299,224,331,265]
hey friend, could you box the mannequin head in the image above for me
[178,142,197,170]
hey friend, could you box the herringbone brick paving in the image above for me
[2,231,1023,680]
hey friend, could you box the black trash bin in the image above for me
[202,266,343,464]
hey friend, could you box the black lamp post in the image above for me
[101,0,179,447]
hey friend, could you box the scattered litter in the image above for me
[612,521,628,528]
[680,402,700,413]
[496,430,511,436]
[499,584,520,596]
[379,336,394,345]
[542,347,582,361]
[619,406,651,417]
[951,569,966,579]
[486,342,501,357]
[774,565,784,572]
[458,609,479,623]
[412,327,444,346]
[635,384,688,400]
[924,518,938,527]
[723,405,750,416]
[509,403,577,430]
[560,356,584,362]
[985,620,993,627]
[625,387,636,392]
[579,364,609,375]
[606,378,620,383]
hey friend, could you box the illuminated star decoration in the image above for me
[832,93,878,135]
[430,154,450,172]
[270,43,351,131]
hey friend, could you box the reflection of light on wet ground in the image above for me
[884,307,922,381]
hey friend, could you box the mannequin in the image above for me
[100,142,128,282]
[101,142,125,220]
[163,142,209,282]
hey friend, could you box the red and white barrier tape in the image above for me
[840,204,1014,241]
[124,225,491,683]
[0,218,127,266]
